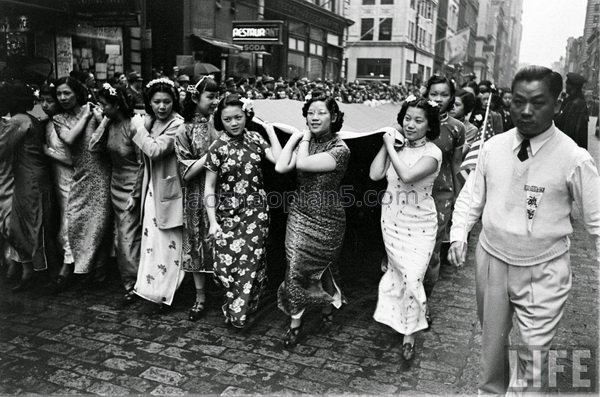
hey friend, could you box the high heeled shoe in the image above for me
[188,301,205,322]
[402,342,415,361]
[319,311,334,333]
[283,323,303,349]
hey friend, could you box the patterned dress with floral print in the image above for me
[175,114,220,273]
[424,113,465,293]
[277,133,351,316]
[53,111,112,275]
[205,129,270,324]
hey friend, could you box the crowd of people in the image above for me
[0,64,598,394]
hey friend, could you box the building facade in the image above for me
[345,0,438,86]
[149,0,352,82]
[583,0,600,96]
[0,0,142,83]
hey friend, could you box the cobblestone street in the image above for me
[0,122,597,395]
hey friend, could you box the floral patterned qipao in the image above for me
[175,114,220,273]
[204,129,270,324]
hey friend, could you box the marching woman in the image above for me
[89,83,143,304]
[423,76,465,312]
[50,76,112,289]
[275,91,351,348]
[42,80,75,289]
[370,96,442,361]
[130,78,185,308]
[3,81,56,291]
[175,76,221,321]
[204,93,282,328]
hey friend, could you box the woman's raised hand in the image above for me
[209,223,222,238]
[382,130,395,146]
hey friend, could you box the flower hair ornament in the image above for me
[427,99,439,108]
[102,82,117,97]
[240,97,254,113]
[146,77,175,89]
[186,74,215,96]
[404,94,418,103]
[304,91,313,103]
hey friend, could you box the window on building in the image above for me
[595,3,599,11]
[425,66,431,80]
[594,15,599,23]
[379,18,392,40]
[357,58,391,79]
[363,0,375,4]
[289,37,306,52]
[289,21,307,36]
[405,60,413,81]
[381,0,394,4]
[361,18,374,40]
[408,21,415,41]
[310,27,324,42]
[410,0,415,9]
[288,52,306,79]
[310,43,324,56]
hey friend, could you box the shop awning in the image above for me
[192,34,242,52]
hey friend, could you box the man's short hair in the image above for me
[511,66,563,100]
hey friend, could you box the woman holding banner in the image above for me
[275,91,350,348]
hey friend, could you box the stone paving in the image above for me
[0,122,597,396]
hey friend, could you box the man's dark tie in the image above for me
[517,139,530,162]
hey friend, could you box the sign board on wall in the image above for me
[56,35,73,78]
[232,21,283,45]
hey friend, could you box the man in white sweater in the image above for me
[448,66,600,394]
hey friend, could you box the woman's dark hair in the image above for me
[213,93,254,131]
[301,90,344,134]
[39,79,56,97]
[52,76,88,106]
[461,80,480,96]
[455,89,476,115]
[181,76,220,122]
[424,75,456,112]
[478,80,495,94]
[144,79,181,116]
[8,80,35,114]
[98,83,135,119]
[397,96,441,141]
[511,66,563,100]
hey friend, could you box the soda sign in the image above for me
[242,44,272,53]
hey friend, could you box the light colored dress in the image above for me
[373,142,442,334]
[133,116,185,305]
[46,119,74,264]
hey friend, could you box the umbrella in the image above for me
[180,62,220,80]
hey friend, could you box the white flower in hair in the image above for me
[240,97,254,113]
[304,92,312,102]
[49,82,55,88]
[146,77,175,89]
[404,94,417,103]
[102,82,117,97]
[33,89,40,99]
[427,99,439,108]
[475,114,483,121]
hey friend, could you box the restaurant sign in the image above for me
[232,21,283,45]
